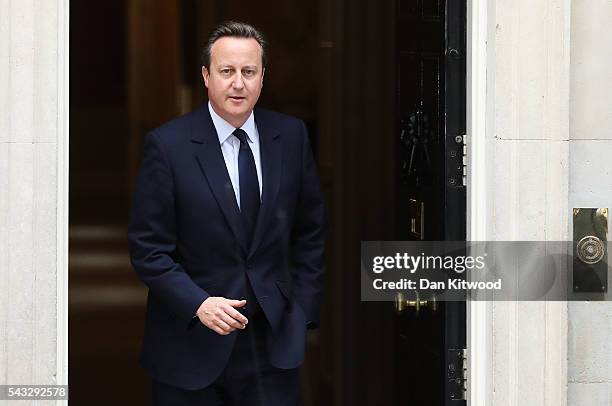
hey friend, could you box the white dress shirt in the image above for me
[208,102,263,209]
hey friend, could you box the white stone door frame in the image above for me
[53,0,494,402]
[465,0,570,404]
[466,0,490,404]
[57,0,70,395]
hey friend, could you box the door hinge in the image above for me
[447,134,467,187]
[448,348,467,401]
[461,134,467,186]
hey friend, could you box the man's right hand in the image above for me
[196,297,248,335]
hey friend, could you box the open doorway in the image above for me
[68,0,466,404]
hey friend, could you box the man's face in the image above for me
[202,37,265,128]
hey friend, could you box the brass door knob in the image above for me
[395,292,437,314]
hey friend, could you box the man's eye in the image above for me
[220,69,231,75]
[243,70,255,76]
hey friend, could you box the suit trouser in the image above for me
[152,309,302,406]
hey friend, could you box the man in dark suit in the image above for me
[128,21,326,405]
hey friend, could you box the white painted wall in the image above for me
[0,0,69,404]
[568,0,612,403]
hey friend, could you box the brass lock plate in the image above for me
[573,208,608,292]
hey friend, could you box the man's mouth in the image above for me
[229,96,246,101]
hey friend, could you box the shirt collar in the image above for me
[208,102,256,145]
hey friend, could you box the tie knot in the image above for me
[233,128,248,145]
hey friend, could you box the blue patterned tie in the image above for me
[233,128,260,247]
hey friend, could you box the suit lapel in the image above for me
[248,110,282,259]
[190,105,248,255]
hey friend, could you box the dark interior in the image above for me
[69,1,466,404]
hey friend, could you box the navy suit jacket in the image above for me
[127,104,326,390]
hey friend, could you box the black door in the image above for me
[396,0,467,405]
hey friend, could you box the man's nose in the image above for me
[232,74,245,89]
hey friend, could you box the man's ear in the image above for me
[261,67,265,87]
[202,66,210,88]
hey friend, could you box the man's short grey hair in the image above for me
[201,21,268,69]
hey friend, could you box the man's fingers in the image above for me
[224,306,248,325]
[220,308,247,328]
[213,326,229,335]
[227,299,247,308]
[204,319,230,335]
[213,318,234,334]
[202,318,226,335]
